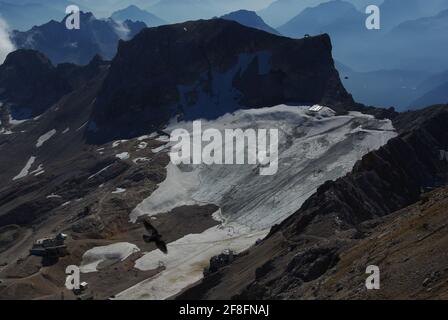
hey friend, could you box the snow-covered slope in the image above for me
[116,104,397,300]
[80,242,140,273]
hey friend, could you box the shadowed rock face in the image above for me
[177,105,448,300]
[0,50,71,119]
[0,50,111,121]
[88,19,353,143]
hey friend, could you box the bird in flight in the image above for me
[142,217,168,254]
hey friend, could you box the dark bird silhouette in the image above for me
[142,217,168,254]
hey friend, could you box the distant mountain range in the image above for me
[11,12,146,65]
[147,0,223,22]
[258,0,326,27]
[278,1,365,42]
[410,82,448,109]
[260,0,448,29]
[273,0,448,109]
[380,0,448,30]
[111,5,167,27]
[330,6,448,74]
[258,0,382,27]
[409,70,448,109]
[337,62,431,110]
[68,0,160,18]
[146,0,272,23]
[375,9,448,72]
[220,10,280,35]
[276,1,376,79]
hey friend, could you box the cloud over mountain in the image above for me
[0,17,15,64]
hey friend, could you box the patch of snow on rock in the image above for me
[88,164,113,180]
[116,152,130,160]
[47,194,62,199]
[112,188,126,194]
[13,156,36,181]
[112,140,128,148]
[138,133,157,141]
[61,201,71,207]
[137,142,148,149]
[0,128,12,135]
[133,157,150,164]
[36,129,56,148]
[8,116,27,126]
[151,145,169,153]
[156,136,170,143]
[76,122,88,131]
[80,242,140,273]
[30,164,44,176]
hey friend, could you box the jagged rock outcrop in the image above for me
[88,19,354,143]
[0,50,70,119]
[0,50,110,121]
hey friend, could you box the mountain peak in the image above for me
[111,5,167,27]
[62,11,96,24]
[220,10,280,35]
[278,0,364,39]
[89,18,351,143]
[222,9,260,17]
[12,12,147,65]
[2,49,53,70]
[124,5,140,11]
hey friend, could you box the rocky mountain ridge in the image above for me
[88,18,354,143]
[11,12,147,65]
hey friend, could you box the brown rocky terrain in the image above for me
[179,186,448,300]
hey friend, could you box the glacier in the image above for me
[115,104,397,299]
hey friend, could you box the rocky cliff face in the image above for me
[177,104,448,299]
[0,50,111,122]
[88,19,353,143]
[0,50,70,120]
